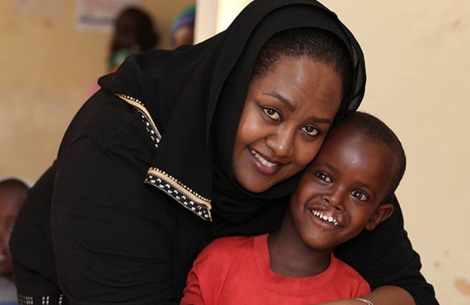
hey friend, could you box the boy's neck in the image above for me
[267,214,332,278]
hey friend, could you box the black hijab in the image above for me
[106,0,366,226]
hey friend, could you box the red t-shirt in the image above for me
[181,234,370,305]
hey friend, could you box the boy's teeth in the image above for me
[251,149,276,167]
[312,210,339,226]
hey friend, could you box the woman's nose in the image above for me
[265,126,295,159]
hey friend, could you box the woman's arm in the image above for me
[313,286,415,305]
[51,137,178,304]
[360,286,415,305]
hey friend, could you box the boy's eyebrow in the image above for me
[321,161,376,190]
[312,162,337,173]
[354,181,376,194]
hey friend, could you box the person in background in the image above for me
[171,4,196,48]
[0,177,29,305]
[87,6,160,98]
[181,112,405,305]
[108,6,160,72]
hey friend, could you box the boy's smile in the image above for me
[309,209,339,227]
[288,122,397,252]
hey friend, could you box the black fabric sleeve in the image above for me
[334,196,439,305]
[10,163,64,297]
[50,137,179,304]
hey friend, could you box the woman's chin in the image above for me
[237,177,275,193]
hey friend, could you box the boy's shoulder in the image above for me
[196,234,263,265]
[192,235,261,278]
[204,235,253,254]
[332,255,370,293]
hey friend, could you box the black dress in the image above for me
[10,0,437,304]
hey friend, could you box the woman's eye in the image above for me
[302,125,320,137]
[315,172,331,183]
[351,190,368,201]
[263,108,281,120]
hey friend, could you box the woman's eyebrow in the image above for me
[264,92,333,124]
[306,115,333,125]
[264,92,296,111]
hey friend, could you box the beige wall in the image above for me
[1,0,469,304]
[318,1,470,304]
[0,0,194,182]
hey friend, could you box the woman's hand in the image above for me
[312,286,416,305]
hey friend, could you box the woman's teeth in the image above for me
[251,149,276,168]
[311,210,339,226]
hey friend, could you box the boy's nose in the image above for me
[322,191,345,211]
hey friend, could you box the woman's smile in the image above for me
[248,147,284,175]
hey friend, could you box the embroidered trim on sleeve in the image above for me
[116,93,212,222]
[116,93,161,148]
[146,168,212,221]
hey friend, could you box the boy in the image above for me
[0,177,29,304]
[181,112,406,305]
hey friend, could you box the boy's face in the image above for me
[289,123,395,252]
[0,189,24,277]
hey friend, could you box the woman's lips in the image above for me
[249,148,283,175]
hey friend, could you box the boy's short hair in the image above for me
[0,177,30,189]
[339,111,406,202]
[0,177,30,197]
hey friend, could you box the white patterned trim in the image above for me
[116,93,212,222]
[146,168,212,221]
[18,294,64,305]
[116,93,161,148]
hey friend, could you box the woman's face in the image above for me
[232,56,343,193]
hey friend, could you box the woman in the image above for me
[10,0,436,304]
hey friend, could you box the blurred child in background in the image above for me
[108,6,160,72]
[0,177,29,305]
[87,6,160,98]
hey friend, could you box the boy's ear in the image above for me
[365,203,394,231]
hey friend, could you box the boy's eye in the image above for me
[315,172,331,183]
[302,125,320,137]
[263,108,281,120]
[351,190,368,201]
